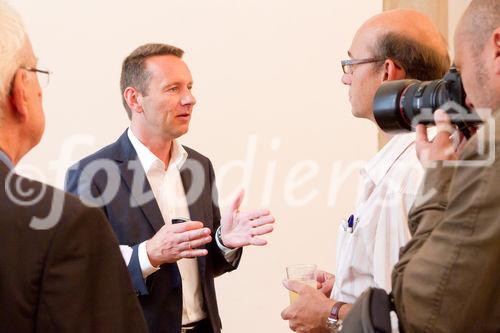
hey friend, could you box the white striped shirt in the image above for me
[332,133,424,303]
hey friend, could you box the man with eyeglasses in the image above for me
[0,2,147,331]
[281,9,450,332]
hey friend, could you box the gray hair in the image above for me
[0,1,27,106]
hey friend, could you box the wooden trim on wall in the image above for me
[383,0,448,38]
[378,0,449,149]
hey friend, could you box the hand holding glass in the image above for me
[286,264,317,304]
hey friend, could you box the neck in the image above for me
[0,126,29,166]
[377,128,395,149]
[367,116,395,148]
[130,123,173,167]
[379,129,394,143]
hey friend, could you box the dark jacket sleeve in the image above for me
[35,204,148,332]
[65,165,149,296]
[392,125,500,333]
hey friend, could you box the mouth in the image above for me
[176,113,191,119]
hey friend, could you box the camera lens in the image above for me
[372,79,418,132]
[373,67,481,134]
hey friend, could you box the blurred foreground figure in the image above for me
[0,2,147,331]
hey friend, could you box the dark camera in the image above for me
[373,66,482,135]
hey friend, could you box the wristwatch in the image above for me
[216,227,226,247]
[326,301,346,332]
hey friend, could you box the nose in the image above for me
[341,73,351,85]
[181,89,196,106]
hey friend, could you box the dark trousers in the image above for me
[182,318,213,333]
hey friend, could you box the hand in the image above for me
[316,270,335,297]
[220,189,275,249]
[281,279,334,333]
[416,109,469,166]
[146,221,212,267]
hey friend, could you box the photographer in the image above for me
[390,0,500,332]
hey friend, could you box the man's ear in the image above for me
[123,87,144,115]
[380,59,407,82]
[493,27,500,75]
[8,69,29,121]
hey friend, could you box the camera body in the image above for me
[373,66,482,133]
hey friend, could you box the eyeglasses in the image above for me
[21,66,52,87]
[341,58,384,75]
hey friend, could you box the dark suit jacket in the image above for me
[0,160,147,332]
[65,130,242,333]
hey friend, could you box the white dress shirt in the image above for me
[120,128,236,325]
[331,133,424,304]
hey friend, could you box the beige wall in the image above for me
[8,0,476,331]
[12,0,382,332]
[449,0,472,58]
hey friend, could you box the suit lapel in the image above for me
[118,160,165,233]
[114,131,165,233]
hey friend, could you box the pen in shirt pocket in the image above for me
[347,215,354,233]
[352,217,359,232]
[347,215,360,234]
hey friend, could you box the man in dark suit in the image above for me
[0,2,147,332]
[65,43,275,333]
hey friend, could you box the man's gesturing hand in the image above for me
[220,189,275,249]
[146,221,212,267]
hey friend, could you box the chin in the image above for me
[172,127,189,139]
[34,134,44,147]
[351,106,372,120]
[350,110,364,119]
[30,126,45,148]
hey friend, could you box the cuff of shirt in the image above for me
[215,226,239,262]
[139,241,160,279]
[119,245,133,266]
